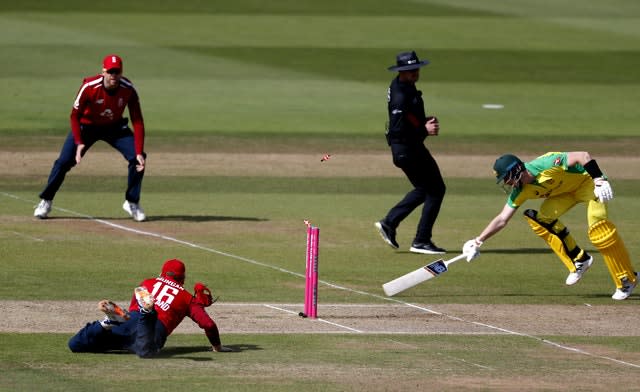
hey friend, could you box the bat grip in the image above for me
[444,253,467,266]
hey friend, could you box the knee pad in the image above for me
[589,220,636,288]
[523,209,584,272]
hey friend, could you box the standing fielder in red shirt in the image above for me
[34,54,148,221]
[68,259,233,357]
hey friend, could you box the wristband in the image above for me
[583,160,604,179]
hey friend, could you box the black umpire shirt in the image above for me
[386,76,428,146]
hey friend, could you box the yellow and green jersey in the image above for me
[507,152,591,208]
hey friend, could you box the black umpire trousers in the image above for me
[383,143,446,243]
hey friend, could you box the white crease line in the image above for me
[386,339,418,349]
[9,231,44,242]
[437,352,494,370]
[471,320,640,369]
[264,304,363,333]
[387,338,494,370]
[3,192,639,369]
[317,319,363,333]
[262,304,300,316]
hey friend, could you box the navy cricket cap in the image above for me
[387,51,430,72]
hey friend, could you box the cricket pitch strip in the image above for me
[2,301,638,337]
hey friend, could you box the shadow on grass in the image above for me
[583,294,639,301]
[396,248,553,255]
[400,293,587,299]
[147,215,267,222]
[40,216,267,222]
[156,343,262,359]
[480,248,554,255]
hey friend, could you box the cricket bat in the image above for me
[382,253,467,297]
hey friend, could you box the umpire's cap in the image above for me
[388,51,430,71]
[493,154,523,183]
[161,258,185,284]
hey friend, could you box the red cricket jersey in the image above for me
[70,74,145,154]
[128,277,220,345]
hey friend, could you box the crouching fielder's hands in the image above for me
[594,178,613,203]
[463,238,482,262]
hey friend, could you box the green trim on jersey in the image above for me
[506,152,589,208]
[524,152,586,177]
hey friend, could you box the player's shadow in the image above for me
[397,248,552,255]
[156,344,262,359]
[146,216,267,222]
[44,216,267,222]
[480,248,554,255]
[483,248,600,256]
[583,293,639,301]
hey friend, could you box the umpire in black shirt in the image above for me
[375,51,446,254]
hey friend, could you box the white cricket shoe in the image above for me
[135,286,155,312]
[565,255,593,285]
[612,272,638,300]
[34,199,52,219]
[123,200,146,222]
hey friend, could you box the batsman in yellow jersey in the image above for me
[463,151,637,300]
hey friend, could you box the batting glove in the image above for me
[463,238,482,262]
[594,178,613,203]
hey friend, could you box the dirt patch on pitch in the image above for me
[3,150,639,179]
[1,301,638,337]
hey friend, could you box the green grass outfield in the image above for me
[2,1,640,390]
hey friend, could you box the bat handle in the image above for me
[444,253,467,266]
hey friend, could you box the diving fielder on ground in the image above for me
[463,151,638,300]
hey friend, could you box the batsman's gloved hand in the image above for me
[463,238,482,262]
[194,282,218,307]
[593,178,613,203]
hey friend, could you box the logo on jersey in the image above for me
[96,99,104,104]
[100,109,114,120]
[553,157,562,166]
[118,98,124,107]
